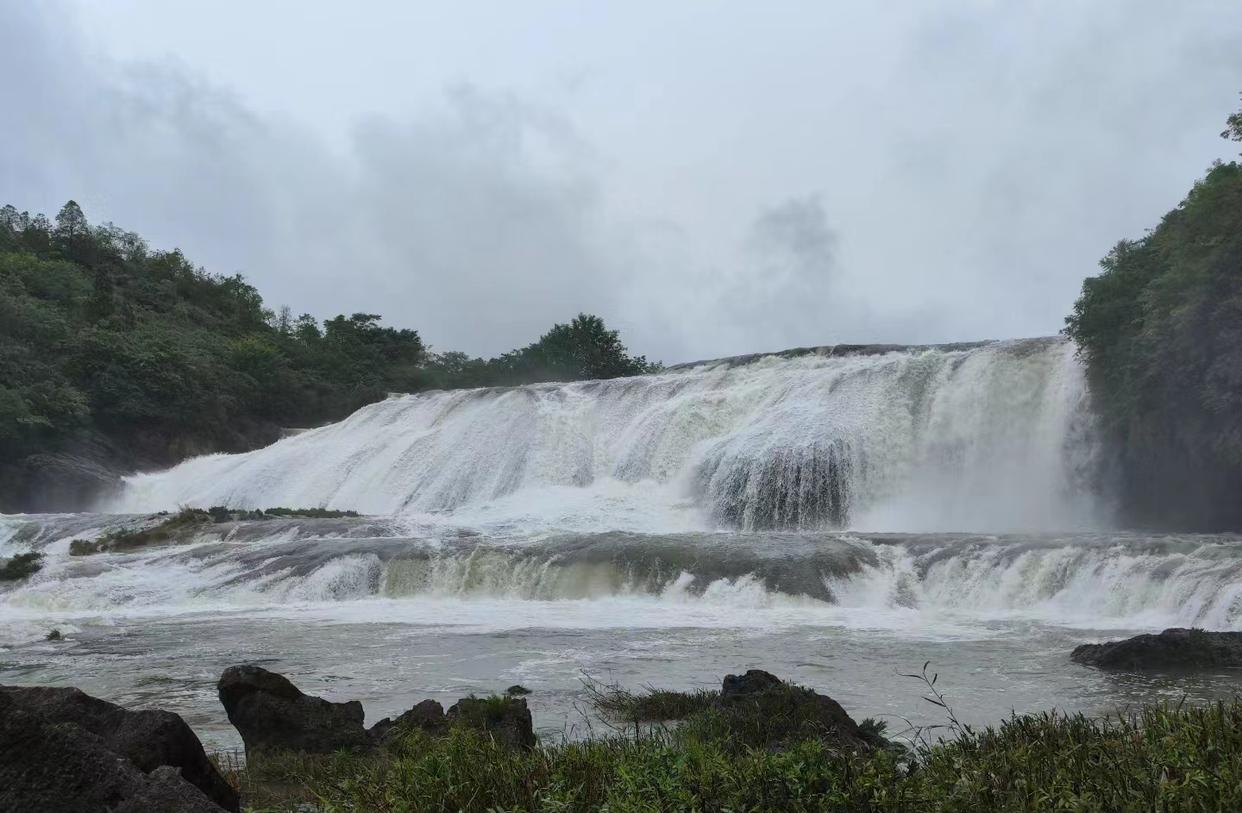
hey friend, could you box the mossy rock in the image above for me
[0,552,43,581]
[69,509,213,556]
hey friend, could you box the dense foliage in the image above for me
[228,699,1242,812]
[1065,103,1242,530]
[0,203,655,510]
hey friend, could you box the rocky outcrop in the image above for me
[448,696,536,750]
[0,689,229,813]
[217,665,372,757]
[1072,628,1242,670]
[370,699,448,742]
[218,665,538,755]
[721,668,783,699]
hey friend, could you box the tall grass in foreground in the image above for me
[225,700,1242,812]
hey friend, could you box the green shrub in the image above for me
[0,551,43,581]
[205,506,362,523]
[227,694,1242,812]
[69,508,211,555]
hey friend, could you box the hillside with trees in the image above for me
[1065,100,1242,530]
[0,204,655,511]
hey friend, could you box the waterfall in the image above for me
[108,337,1103,532]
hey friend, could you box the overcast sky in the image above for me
[3,2,1240,361]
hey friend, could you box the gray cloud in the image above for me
[3,1,1241,362]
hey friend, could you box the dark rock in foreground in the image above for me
[370,699,447,742]
[1072,628,1242,670]
[218,664,372,757]
[718,669,872,752]
[448,696,537,750]
[721,668,783,699]
[0,690,229,813]
[219,664,539,755]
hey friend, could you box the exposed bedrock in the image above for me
[1072,628,1242,670]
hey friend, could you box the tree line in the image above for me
[0,204,655,507]
[1065,96,1242,530]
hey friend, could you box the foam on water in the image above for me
[5,512,1242,647]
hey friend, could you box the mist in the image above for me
[2,1,1240,362]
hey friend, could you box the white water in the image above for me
[111,337,1103,533]
[7,337,1242,749]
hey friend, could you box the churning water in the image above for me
[3,338,1241,750]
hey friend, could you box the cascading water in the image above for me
[4,516,1241,631]
[109,337,1105,533]
[7,337,1242,750]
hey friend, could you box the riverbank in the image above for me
[8,664,1242,812]
[223,680,1242,812]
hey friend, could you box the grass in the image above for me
[584,676,894,754]
[0,551,43,581]
[218,682,1242,812]
[585,680,718,723]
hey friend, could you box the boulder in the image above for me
[1072,628,1242,670]
[0,692,227,813]
[447,696,536,750]
[0,685,238,812]
[721,669,783,699]
[218,664,371,757]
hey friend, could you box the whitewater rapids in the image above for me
[110,337,1103,532]
[3,517,1242,632]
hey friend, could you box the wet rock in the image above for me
[1072,627,1242,670]
[506,684,532,696]
[218,664,371,757]
[46,628,62,641]
[0,691,227,813]
[447,696,537,749]
[721,669,783,699]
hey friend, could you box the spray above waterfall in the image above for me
[110,337,1104,533]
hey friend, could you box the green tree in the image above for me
[1223,94,1242,144]
[54,200,88,242]
[0,198,656,511]
[1066,99,1242,530]
[495,313,654,384]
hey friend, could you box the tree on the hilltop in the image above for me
[0,197,658,510]
[496,313,654,384]
[54,200,88,242]
[1223,95,1242,144]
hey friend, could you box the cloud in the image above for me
[4,1,1241,363]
